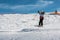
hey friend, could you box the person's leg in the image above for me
[40,19,42,26]
[41,20,43,26]
[39,20,40,26]
[41,19,43,26]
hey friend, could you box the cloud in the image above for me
[0,0,37,5]
[0,0,54,9]
[36,0,54,6]
[10,0,54,10]
[0,4,11,9]
[10,5,40,9]
[0,0,54,13]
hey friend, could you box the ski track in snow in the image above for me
[0,14,60,40]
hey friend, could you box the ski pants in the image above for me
[39,18,44,26]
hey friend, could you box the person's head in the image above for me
[55,10,57,13]
[38,11,40,13]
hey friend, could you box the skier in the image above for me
[55,10,57,14]
[38,10,45,26]
[50,10,60,15]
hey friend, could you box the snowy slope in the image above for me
[0,14,60,31]
[0,14,60,40]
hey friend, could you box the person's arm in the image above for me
[38,11,41,14]
[38,11,40,13]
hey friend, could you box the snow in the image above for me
[0,14,60,40]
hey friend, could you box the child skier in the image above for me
[38,11,45,26]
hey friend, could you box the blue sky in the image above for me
[0,0,60,13]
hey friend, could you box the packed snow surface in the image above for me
[0,14,60,40]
